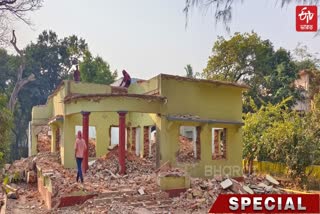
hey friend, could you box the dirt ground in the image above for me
[5,183,49,214]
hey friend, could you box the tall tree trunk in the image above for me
[7,30,35,112]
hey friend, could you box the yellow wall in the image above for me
[247,160,320,181]
[32,103,53,124]
[128,113,158,156]
[128,76,159,94]
[159,117,243,177]
[70,81,112,94]
[65,96,163,115]
[159,77,243,121]
[52,84,66,116]
[62,112,118,168]
[31,75,245,179]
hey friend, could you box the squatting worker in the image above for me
[74,131,87,183]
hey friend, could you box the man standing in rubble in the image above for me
[75,131,87,183]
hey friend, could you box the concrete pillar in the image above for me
[118,111,127,175]
[81,111,91,173]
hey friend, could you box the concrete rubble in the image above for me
[1,140,289,213]
[176,136,196,163]
[88,139,96,157]
[37,129,51,153]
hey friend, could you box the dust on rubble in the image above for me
[1,134,292,213]
[176,136,196,163]
[88,139,96,157]
[37,127,51,153]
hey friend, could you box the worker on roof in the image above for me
[73,65,80,82]
[74,131,87,183]
[119,70,131,88]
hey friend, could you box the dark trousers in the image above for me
[76,157,83,182]
[124,79,131,88]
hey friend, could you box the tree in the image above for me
[0,30,115,160]
[0,94,12,166]
[8,30,35,112]
[203,32,273,82]
[183,0,318,33]
[0,48,19,94]
[0,0,43,44]
[203,32,300,111]
[243,99,318,187]
[9,30,89,159]
[184,64,194,78]
[79,51,117,84]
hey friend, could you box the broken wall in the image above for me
[159,76,243,121]
[62,112,118,168]
[128,76,159,95]
[128,113,158,157]
[159,118,243,178]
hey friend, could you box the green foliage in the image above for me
[0,30,115,161]
[79,51,117,84]
[2,175,9,185]
[203,32,300,112]
[184,64,194,78]
[0,94,13,166]
[243,99,320,187]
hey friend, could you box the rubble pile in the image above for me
[37,133,51,153]
[158,166,186,177]
[2,152,61,201]
[0,191,5,208]
[172,174,286,211]
[88,139,96,157]
[5,152,59,183]
[88,147,155,176]
[176,136,195,163]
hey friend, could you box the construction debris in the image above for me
[220,178,233,189]
[176,136,195,163]
[7,191,18,199]
[132,207,153,214]
[27,171,37,183]
[88,139,96,157]
[266,174,280,185]
[171,175,286,211]
[37,131,51,153]
[1,132,292,213]
[138,187,145,195]
[243,185,254,194]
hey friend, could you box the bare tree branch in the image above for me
[0,0,43,45]
[184,0,319,33]
[7,30,35,111]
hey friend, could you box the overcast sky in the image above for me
[13,0,320,79]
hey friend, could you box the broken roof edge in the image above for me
[47,81,66,100]
[48,115,64,125]
[64,93,167,104]
[167,115,244,126]
[159,74,249,90]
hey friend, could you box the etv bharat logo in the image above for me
[296,6,318,32]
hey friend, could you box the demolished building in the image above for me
[30,74,247,178]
